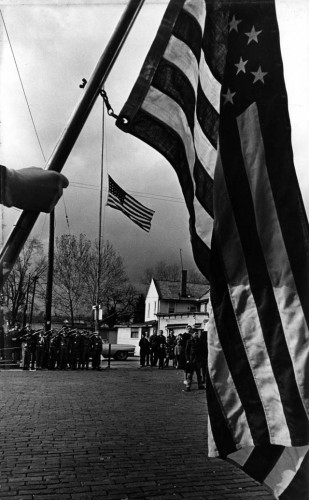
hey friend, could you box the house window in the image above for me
[190,305,197,312]
[169,302,175,313]
[131,328,139,339]
[154,301,157,314]
[148,303,150,318]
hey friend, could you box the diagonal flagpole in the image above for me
[0,0,146,289]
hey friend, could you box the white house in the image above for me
[145,270,210,337]
[116,271,210,355]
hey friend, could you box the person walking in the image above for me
[139,332,150,368]
[185,330,205,391]
[181,326,193,387]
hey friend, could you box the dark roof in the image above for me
[153,279,209,301]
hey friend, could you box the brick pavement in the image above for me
[0,359,275,500]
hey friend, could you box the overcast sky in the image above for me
[0,0,309,282]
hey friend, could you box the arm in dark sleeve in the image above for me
[0,165,69,212]
[0,165,9,206]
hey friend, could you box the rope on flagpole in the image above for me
[79,79,119,120]
[100,89,119,120]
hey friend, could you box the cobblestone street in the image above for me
[0,359,275,499]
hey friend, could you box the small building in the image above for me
[115,321,157,355]
[116,271,210,355]
[145,270,210,337]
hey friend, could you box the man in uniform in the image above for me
[48,331,60,370]
[80,331,92,370]
[58,328,70,370]
[35,330,47,370]
[21,325,32,370]
[91,332,103,370]
[69,330,81,370]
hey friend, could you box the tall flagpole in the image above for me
[0,0,146,289]
[94,98,105,332]
[45,209,55,332]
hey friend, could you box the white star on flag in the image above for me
[229,15,242,32]
[235,57,248,75]
[251,66,268,83]
[222,88,236,104]
[245,25,262,44]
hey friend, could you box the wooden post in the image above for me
[29,276,38,326]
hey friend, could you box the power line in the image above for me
[0,9,75,239]
[62,196,72,236]
[0,10,46,163]
[69,181,185,204]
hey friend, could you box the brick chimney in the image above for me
[180,269,187,297]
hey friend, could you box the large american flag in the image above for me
[106,175,154,232]
[116,0,309,497]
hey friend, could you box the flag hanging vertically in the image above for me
[119,0,218,279]
[116,0,309,498]
[106,175,154,232]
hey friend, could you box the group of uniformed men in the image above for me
[17,326,103,371]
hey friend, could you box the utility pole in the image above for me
[45,210,55,332]
[29,275,38,326]
[23,274,31,327]
[179,249,183,271]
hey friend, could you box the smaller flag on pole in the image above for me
[106,175,154,232]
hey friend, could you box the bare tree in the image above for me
[86,240,138,327]
[53,234,92,324]
[102,283,138,327]
[141,261,180,284]
[141,260,208,284]
[53,236,137,326]
[3,238,47,326]
[187,268,208,284]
